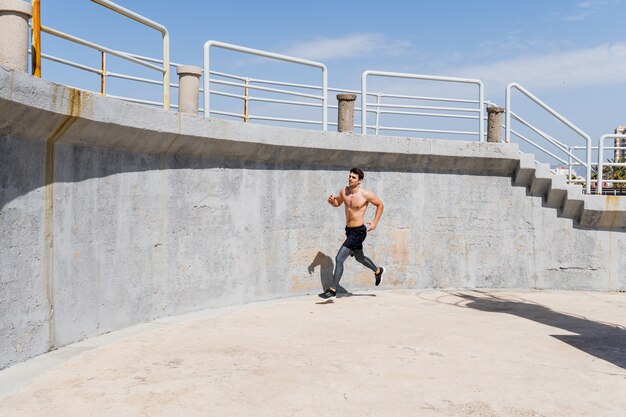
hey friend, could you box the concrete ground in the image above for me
[1,289,625,417]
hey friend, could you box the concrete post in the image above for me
[615,126,626,163]
[176,65,202,115]
[337,94,357,132]
[487,106,505,143]
[0,0,33,72]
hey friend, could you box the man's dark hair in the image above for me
[350,167,364,180]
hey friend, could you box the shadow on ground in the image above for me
[308,251,377,302]
[455,292,626,371]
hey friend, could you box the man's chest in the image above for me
[344,191,367,210]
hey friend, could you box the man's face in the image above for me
[348,172,361,187]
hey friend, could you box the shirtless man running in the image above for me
[318,168,385,299]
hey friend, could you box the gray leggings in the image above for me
[331,245,378,289]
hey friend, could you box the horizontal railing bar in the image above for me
[41,25,164,73]
[107,72,162,86]
[378,109,479,120]
[211,109,244,119]
[41,53,102,75]
[510,112,587,167]
[511,129,568,165]
[368,103,479,113]
[247,114,322,125]
[211,90,245,100]
[510,111,568,149]
[208,78,323,100]
[375,126,478,135]
[248,96,320,108]
[370,92,480,104]
[125,52,182,68]
[329,87,361,95]
[106,94,163,106]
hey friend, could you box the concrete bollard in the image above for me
[176,65,202,114]
[487,105,505,143]
[337,93,357,132]
[0,0,33,72]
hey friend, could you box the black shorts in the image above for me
[342,225,367,251]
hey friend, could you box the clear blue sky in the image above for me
[37,0,626,162]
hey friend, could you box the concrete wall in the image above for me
[1,66,625,369]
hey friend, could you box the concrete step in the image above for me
[559,185,586,222]
[544,173,569,209]
[514,152,626,229]
[513,153,536,187]
[579,194,626,228]
[529,163,552,197]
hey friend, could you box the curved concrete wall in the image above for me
[1,66,625,369]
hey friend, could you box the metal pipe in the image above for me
[361,70,484,139]
[506,83,592,194]
[31,0,41,77]
[41,53,102,74]
[597,134,626,194]
[41,25,163,72]
[203,40,327,130]
[244,78,249,123]
[90,0,170,110]
[100,51,106,95]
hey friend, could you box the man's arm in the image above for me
[364,191,384,231]
[327,188,345,207]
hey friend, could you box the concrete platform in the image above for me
[1,289,625,417]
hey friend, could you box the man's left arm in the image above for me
[365,191,384,231]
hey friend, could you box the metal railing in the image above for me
[505,83,593,194]
[361,71,485,141]
[203,40,328,131]
[597,134,626,194]
[30,0,170,110]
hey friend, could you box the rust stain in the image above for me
[42,89,82,352]
[290,275,314,292]
[605,195,619,211]
[390,229,410,265]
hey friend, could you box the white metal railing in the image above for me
[32,0,170,110]
[361,71,485,141]
[203,40,328,131]
[505,83,593,194]
[90,0,170,109]
[597,134,626,194]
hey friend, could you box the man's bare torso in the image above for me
[341,186,369,227]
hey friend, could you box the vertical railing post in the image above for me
[162,30,169,110]
[374,93,381,135]
[243,77,249,123]
[505,84,511,143]
[321,64,327,131]
[598,136,606,195]
[568,147,573,184]
[100,51,106,95]
[478,81,485,142]
[31,0,40,76]
[361,71,368,134]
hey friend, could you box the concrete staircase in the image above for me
[514,153,626,229]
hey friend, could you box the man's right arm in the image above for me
[327,189,344,207]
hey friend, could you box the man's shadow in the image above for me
[454,292,626,371]
[308,251,376,300]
